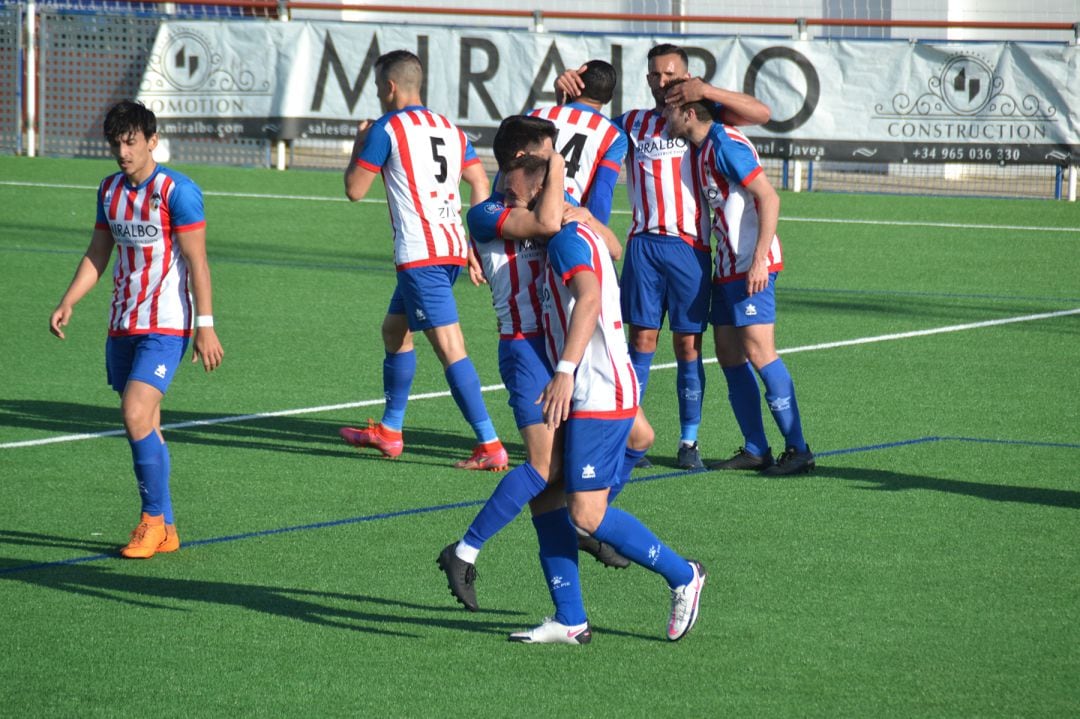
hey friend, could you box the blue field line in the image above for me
[2,436,1077,577]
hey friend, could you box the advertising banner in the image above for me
[138,22,1079,164]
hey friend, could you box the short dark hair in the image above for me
[665,78,713,122]
[492,115,557,170]
[375,50,423,91]
[503,153,549,177]
[647,43,688,68]
[578,60,617,105]
[103,100,156,142]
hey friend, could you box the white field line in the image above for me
[3,181,1079,234]
[3,308,1077,451]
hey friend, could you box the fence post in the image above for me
[1069,164,1077,202]
[24,0,35,157]
[532,10,544,33]
[796,17,808,40]
[278,0,290,21]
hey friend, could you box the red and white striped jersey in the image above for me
[615,108,711,250]
[527,103,627,205]
[542,222,638,420]
[693,124,783,283]
[94,166,204,337]
[356,105,480,270]
[466,195,547,339]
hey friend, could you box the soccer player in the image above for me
[663,82,814,475]
[438,119,634,617]
[528,59,627,225]
[557,45,771,470]
[48,100,224,558]
[508,156,705,643]
[339,50,508,471]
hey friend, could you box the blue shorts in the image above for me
[498,336,553,429]
[563,416,633,493]
[106,334,189,394]
[388,265,462,331]
[710,273,779,327]
[620,233,711,334]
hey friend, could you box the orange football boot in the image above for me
[120,513,171,559]
[339,419,404,458]
[454,439,509,472]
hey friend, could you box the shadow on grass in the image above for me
[0,399,526,464]
[810,465,1080,510]
[0,556,530,639]
[0,530,116,552]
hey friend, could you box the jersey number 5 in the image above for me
[430,137,448,182]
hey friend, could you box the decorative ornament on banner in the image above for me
[137,22,1079,165]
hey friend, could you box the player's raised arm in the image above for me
[554,64,588,104]
[497,153,565,240]
[50,227,115,339]
[665,78,771,127]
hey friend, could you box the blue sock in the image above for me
[445,357,497,443]
[130,432,168,519]
[611,447,648,504]
[381,350,416,431]
[677,357,705,443]
[160,438,174,524]
[629,349,655,402]
[533,508,586,626]
[592,506,693,588]
[722,362,769,456]
[463,463,547,550]
[758,358,807,452]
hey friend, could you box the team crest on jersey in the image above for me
[150,192,162,211]
[484,202,503,214]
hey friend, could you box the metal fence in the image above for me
[0,5,20,154]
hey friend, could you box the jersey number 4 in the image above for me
[558,132,587,179]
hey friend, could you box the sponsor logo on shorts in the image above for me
[581,464,596,480]
[414,308,427,321]
[154,364,168,379]
[745,303,757,316]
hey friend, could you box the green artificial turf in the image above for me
[1,156,1078,717]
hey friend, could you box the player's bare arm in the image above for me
[499,154,565,240]
[554,64,588,103]
[49,227,115,339]
[665,78,771,126]
[462,162,492,286]
[344,120,379,201]
[743,172,781,296]
[177,226,224,371]
[562,204,622,262]
[540,270,600,430]
[466,244,487,287]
